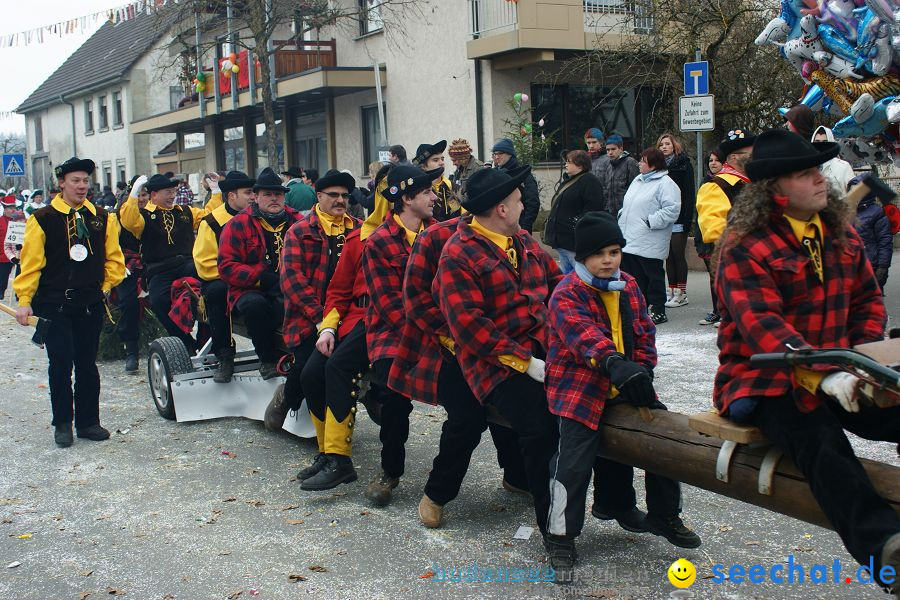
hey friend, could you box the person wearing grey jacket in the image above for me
[604,134,640,216]
[617,147,681,325]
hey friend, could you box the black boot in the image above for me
[76,424,110,441]
[645,513,701,548]
[124,341,139,374]
[54,424,73,448]
[591,505,649,533]
[213,350,235,384]
[543,534,577,585]
[300,455,358,491]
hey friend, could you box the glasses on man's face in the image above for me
[322,191,351,199]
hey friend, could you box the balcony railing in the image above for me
[469,0,517,36]
[584,0,653,34]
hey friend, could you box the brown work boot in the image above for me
[418,494,443,528]
[364,470,399,507]
[263,383,288,431]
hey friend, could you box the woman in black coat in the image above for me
[657,133,695,308]
[542,149,607,273]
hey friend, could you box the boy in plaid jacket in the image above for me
[544,211,700,583]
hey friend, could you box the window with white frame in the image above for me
[84,99,94,133]
[358,0,383,36]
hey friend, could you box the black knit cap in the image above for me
[575,211,626,262]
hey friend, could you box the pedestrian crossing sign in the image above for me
[2,154,24,177]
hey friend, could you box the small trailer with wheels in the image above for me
[146,327,316,438]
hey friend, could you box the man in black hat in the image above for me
[489,138,540,233]
[193,171,255,382]
[360,164,438,505]
[434,166,563,554]
[119,172,223,351]
[217,167,300,379]
[263,168,361,436]
[13,157,126,447]
[413,140,460,222]
[715,129,900,593]
[281,166,316,213]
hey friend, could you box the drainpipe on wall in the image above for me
[59,94,77,156]
[474,59,484,161]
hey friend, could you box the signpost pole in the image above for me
[695,48,703,191]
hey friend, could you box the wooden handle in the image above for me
[0,303,40,327]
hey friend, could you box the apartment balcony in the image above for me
[467,0,653,66]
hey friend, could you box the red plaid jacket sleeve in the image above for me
[218,213,266,291]
[404,220,457,337]
[168,276,201,334]
[280,214,328,346]
[362,216,412,362]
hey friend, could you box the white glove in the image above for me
[821,371,861,413]
[526,357,546,383]
[129,175,148,199]
[205,175,220,194]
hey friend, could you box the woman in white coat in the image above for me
[617,147,681,324]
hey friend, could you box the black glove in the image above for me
[603,354,656,407]
[258,271,279,292]
[10,257,18,265]
[875,267,888,290]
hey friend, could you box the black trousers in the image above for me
[486,373,559,534]
[621,253,667,313]
[0,261,13,300]
[373,358,413,479]
[32,302,104,429]
[424,355,528,505]
[300,321,369,421]
[147,262,197,349]
[234,291,284,364]
[201,279,232,357]
[702,257,720,317]
[748,396,900,574]
[547,414,681,538]
[114,272,139,345]
[283,335,317,412]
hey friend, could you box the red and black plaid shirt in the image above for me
[388,217,463,405]
[714,214,886,414]
[280,211,360,349]
[218,207,300,311]
[362,213,436,363]
[168,276,202,334]
[436,221,563,403]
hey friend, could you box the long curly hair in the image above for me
[718,178,851,255]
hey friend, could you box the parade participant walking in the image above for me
[715,129,900,593]
[218,168,299,380]
[414,140,460,222]
[603,134,639,217]
[545,211,700,581]
[112,176,149,373]
[361,164,438,506]
[192,171,255,382]
[848,174,894,292]
[13,157,125,447]
[295,167,387,490]
[0,196,19,300]
[262,169,360,434]
[656,133,695,309]
[119,173,223,352]
[696,129,755,326]
[490,138,540,233]
[435,166,562,558]
[584,128,609,180]
[542,149,607,273]
[388,210,529,528]
[448,138,484,201]
[618,148,681,325]
[281,167,317,213]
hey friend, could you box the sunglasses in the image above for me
[322,191,351,199]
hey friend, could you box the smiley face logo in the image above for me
[668,558,696,588]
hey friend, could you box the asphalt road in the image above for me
[1,258,898,600]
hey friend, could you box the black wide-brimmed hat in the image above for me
[219,170,256,194]
[412,140,447,166]
[718,128,757,158]
[281,166,303,179]
[253,167,290,193]
[54,157,95,179]
[145,173,179,193]
[315,169,356,193]
[385,165,439,202]
[462,165,531,214]
[746,129,839,182]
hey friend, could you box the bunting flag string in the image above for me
[0,0,178,48]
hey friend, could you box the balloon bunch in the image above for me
[756,0,900,164]
[192,71,206,94]
[221,52,240,75]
